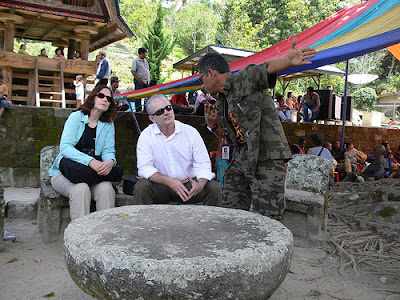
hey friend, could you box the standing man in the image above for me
[301,86,320,122]
[196,38,316,218]
[109,76,121,95]
[95,51,111,87]
[134,94,221,206]
[131,47,150,112]
[0,74,9,125]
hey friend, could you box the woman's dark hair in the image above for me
[344,141,353,150]
[290,144,301,154]
[41,48,46,53]
[287,91,292,98]
[297,95,302,101]
[80,86,116,123]
[299,137,306,144]
[310,133,323,146]
[55,48,62,55]
[75,51,81,57]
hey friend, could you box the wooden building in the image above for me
[0,0,133,107]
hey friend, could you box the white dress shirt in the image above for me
[137,120,215,181]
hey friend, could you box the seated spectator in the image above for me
[171,93,193,115]
[344,145,388,182]
[0,74,10,125]
[38,48,48,57]
[381,140,400,176]
[134,94,221,206]
[393,145,400,163]
[49,86,118,220]
[307,133,333,168]
[18,44,29,55]
[275,94,292,122]
[53,48,65,60]
[74,51,82,61]
[301,86,320,122]
[344,142,365,173]
[298,137,306,154]
[286,91,295,110]
[290,144,301,155]
[331,140,344,162]
[195,90,216,116]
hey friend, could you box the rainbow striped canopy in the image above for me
[117,0,400,100]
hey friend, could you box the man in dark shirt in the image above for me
[344,145,388,182]
[331,140,344,162]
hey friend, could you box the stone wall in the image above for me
[1,106,400,187]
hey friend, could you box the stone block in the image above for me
[53,107,72,119]
[64,205,294,300]
[285,155,330,194]
[6,200,38,219]
[37,184,70,243]
[283,155,330,242]
[283,189,327,240]
[0,175,4,252]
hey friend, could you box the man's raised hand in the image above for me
[288,38,317,66]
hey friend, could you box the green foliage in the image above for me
[170,2,218,55]
[352,87,377,111]
[142,2,175,83]
[120,0,157,38]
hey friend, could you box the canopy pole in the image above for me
[340,60,349,151]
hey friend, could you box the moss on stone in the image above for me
[378,206,397,218]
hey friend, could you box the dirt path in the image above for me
[1,216,399,300]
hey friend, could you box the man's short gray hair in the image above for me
[145,94,171,115]
[375,144,386,154]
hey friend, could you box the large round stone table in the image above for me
[64,205,293,300]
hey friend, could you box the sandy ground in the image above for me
[1,218,399,300]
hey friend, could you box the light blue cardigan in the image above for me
[49,111,116,177]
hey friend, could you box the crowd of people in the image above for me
[290,135,397,182]
[274,86,323,123]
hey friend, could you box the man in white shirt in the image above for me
[134,94,221,205]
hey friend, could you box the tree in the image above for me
[171,2,218,55]
[353,87,377,111]
[120,0,157,38]
[142,2,175,83]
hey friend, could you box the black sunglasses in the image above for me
[152,105,173,116]
[96,92,113,102]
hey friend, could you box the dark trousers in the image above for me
[133,178,222,206]
[134,78,149,112]
[96,78,109,87]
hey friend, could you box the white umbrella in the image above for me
[347,74,379,84]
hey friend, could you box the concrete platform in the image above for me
[64,205,294,300]
[4,188,40,220]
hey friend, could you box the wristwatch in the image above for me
[207,124,218,132]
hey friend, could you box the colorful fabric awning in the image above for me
[116,0,400,100]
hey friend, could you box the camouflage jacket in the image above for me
[217,62,292,171]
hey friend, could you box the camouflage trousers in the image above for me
[222,144,286,217]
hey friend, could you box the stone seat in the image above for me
[64,205,294,300]
[37,146,137,243]
[281,155,331,242]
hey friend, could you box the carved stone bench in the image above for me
[37,146,137,243]
[282,155,331,242]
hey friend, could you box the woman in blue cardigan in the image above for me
[49,85,117,220]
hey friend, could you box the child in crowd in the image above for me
[73,75,84,108]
